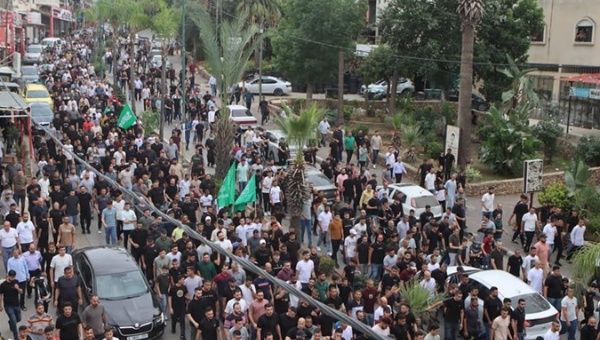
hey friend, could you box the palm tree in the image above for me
[498,54,539,113]
[125,0,151,114]
[237,0,281,27]
[456,0,484,170]
[275,104,323,235]
[192,9,259,180]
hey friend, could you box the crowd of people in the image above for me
[0,28,597,340]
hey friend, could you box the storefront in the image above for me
[39,7,73,37]
[26,11,45,44]
[0,10,25,58]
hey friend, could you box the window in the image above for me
[531,25,545,43]
[575,19,594,43]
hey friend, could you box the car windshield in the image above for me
[27,90,48,98]
[22,68,37,76]
[27,46,42,53]
[96,271,148,300]
[411,195,440,209]
[512,293,552,314]
[31,105,52,117]
[231,109,251,117]
[306,173,333,187]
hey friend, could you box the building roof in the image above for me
[0,91,27,111]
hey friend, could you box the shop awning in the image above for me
[0,91,27,111]
[561,73,600,85]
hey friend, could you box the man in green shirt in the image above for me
[197,253,217,281]
[344,131,356,165]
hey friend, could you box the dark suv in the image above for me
[73,247,165,340]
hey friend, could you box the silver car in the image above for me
[29,102,54,126]
[23,44,43,64]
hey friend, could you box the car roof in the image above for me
[389,183,433,197]
[25,84,47,91]
[27,44,42,48]
[79,247,139,274]
[469,270,538,298]
[228,104,248,110]
[266,129,286,139]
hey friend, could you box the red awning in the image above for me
[561,73,600,85]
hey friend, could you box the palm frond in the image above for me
[573,243,600,285]
[274,104,324,152]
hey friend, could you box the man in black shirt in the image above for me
[581,317,598,340]
[168,275,187,336]
[443,291,464,340]
[278,307,297,338]
[198,308,221,340]
[56,303,82,340]
[512,298,527,340]
[544,265,563,313]
[484,287,503,329]
[369,233,386,281]
[507,249,524,278]
[510,194,529,245]
[128,222,148,264]
[257,304,280,340]
[77,186,92,234]
[0,270,24,339]
[186,287,205,340]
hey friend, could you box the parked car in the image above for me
[379,183,443,219]
[448,266,559,340]
[0,82,21,94]
[20,65,40,84]
[149,49,162,58]
[446,90,490,111]
[240,76,292,96]
[361,78,415,99]
[227,104,257,129]
[29,103,54,126]
[23,44,43,64]
[306,166,338,203]
[24,84,52,106]
[73,247,165,340]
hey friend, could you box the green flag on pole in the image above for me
[117,104,137,130]
[234,174,257,212]
[217,163,237,210]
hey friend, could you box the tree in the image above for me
[237,0,281,27]
[457,0,484,170]
[532,119,562,162]
[498,54,539,112]
[274,104,323,234]
[125,0,152,114]
[272,0,364,101]
[378,0,543,101]
[192,9,259,180]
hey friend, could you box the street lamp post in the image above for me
[567,80,573,134]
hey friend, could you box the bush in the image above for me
[465,166,482,183]
[422,137,443,159]
[587,214,600,236]
[343,105,354,121]
[574,186,600,217]
[532,119,563,161]
[576,136,600,166]
[538,183,571,211]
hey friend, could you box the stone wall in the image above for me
[465,166,600,196]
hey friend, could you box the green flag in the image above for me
[234,174,257,211]
[117,104,137,129]
[217,163,237,210]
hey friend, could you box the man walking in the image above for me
[101,201,118,245]
[7,248,29,310]
[0,270,24,339]
[81,295,106,339]
[0,221,19,271]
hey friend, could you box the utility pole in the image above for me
[258,25,263,102]
[181,0,186,120]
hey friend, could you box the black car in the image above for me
[446,90,490,112]
[73,247,165,340]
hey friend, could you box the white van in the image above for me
[41,37,63,49]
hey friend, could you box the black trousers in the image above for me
[171,309,186,334]
[524,231,535,252]
[331,240,342,264]
[346,150,353,164]
[80,212,92,233]
[262,193,270,213]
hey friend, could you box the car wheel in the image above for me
[273,88,284,96]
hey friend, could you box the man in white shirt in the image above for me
[385,148,396,179]
[560,287,578,340]
[317,206,333,253]
[261,171,273,216]
[295,251,314,286]
[0,221,19,271]
[393,160,407,184]
[543,321,561,340]
[481,187,495,218]
[318,118,330,146]
[370,132,382,168]
[567,219,586,261]
[521,247,539,279]
[396,216,410,240]
[269,181,283,216]
[16,213,35,251]
[542,219,557,261]
[521,207,539,252]
[119,203,137,251]
[527,261,544,294]
[50,245,73,284]
[343,230,358,264]
[424,169,436,192]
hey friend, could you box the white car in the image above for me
[23,44,43,64]
[263,129,301,163]
[240,76,292,96]
[150,55,171,69]
[448,267,560,340]
[41,37,63,49]
[380,183,443,219]
[361,78,415,98]
[228,104,257,129]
